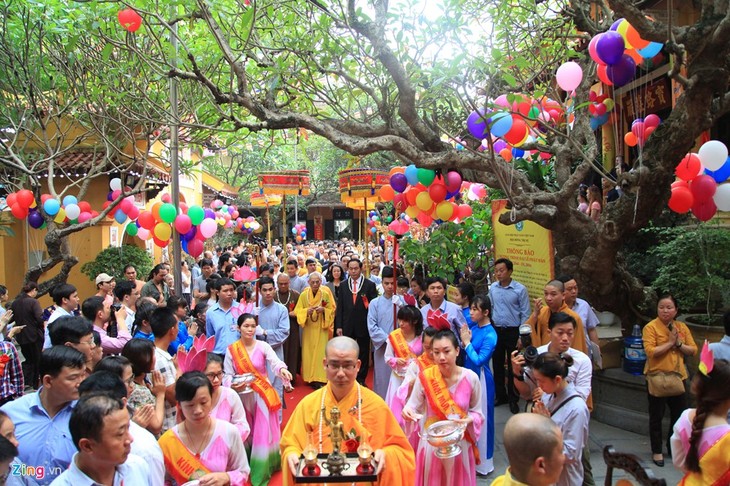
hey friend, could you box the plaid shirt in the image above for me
[0,341,24,401]
[152,347,177,434]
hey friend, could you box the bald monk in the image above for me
[280,336,415,486]
[525,280,588,355]
[491,413,566,486]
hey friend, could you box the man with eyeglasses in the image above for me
[48,316,96,376]
[281,336,415,485]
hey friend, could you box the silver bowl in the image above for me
[232,372,256,394]
[425,420,466,459]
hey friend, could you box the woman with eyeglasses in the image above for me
[403,329,484,486]
[224,313,292,486]
[205,354,250,446]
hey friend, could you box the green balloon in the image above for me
[188,205,205,225]
[159,203,177,224]
[417,168,436,186]
[126,224,138,236]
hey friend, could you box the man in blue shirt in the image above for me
[256,276,290,398]
[489,258,531,414]
[419,276,467,355]
[206,278,241,356]
[1,346,86,485]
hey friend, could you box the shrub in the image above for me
[81,244,154,283]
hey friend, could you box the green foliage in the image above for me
[627,225,730,313]
[513,155,558,191]
[399,202,492,283]
[81,245,153,283]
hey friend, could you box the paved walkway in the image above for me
[479,403,684,485]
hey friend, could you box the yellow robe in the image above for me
[525,303,587,355]
[280,384,416,486]
[295,286,336,383]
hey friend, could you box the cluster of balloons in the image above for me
[117,8,142,32]
[465,95,566,150]
[291,222,307,242]
[387,213,412,236]
[367,211,391,236]
[670,140,730,219]
[6,189,100,229]
[624,114,661,148]
[590,18,663,88]
[379,166,473,227]
[238,216,261,235]
[588,91,616,131]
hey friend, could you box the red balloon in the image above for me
[429,183,448,203]
[152,237,169,248]
[504,118,528,145]
[137,210,155,230]
[417,212,433,227]
[671,180,689,190]
[40,194,52,204]
[78,201,92,213]
[6,193,17,207]
[16,189,35,208]
[690,174,717,203]
[668,187,693,213]
[10,203,28,219]
[393,193,407,211]
[405,187,419,207]
[117,8,142,32]
[187,239,204,258]
[692,198,717,222]
[675,154,702,181]
[596,65,613,86]
[457,204,473,219]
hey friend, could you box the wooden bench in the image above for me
[603,445,668,486]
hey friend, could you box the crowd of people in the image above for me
[0,238,727,486]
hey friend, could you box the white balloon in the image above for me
[698,140,728,171]
[109,177,122,191]
[64,203,80,220]
[713,183,730,211]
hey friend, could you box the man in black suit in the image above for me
[335,258,379,385]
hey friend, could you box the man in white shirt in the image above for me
[45,284,81,350]
[50,393,151,486]
[113,280,139,330]
[558,275,601,364]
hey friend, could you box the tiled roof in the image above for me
[26,151,171,183]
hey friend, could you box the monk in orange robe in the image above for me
[525,280,587,355]
[280,336,415,486]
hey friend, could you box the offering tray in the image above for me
[295,453,378,483]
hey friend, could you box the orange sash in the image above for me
[417,353,434,372]
[419,366,480,465]
[389,329,417,360]
[679,431,730,486]
[158,431,212,484]
[229,340,282,412]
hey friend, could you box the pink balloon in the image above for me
[588,34,606,65]
[120,198,134,214]
[137,227,151,240]
[692,198,717,222]
[174,214,193,234]
[445,171,462,192]
[493,94,510,108]
[556,61,583,92]
[199,218,217,238]
[644,114,661,128]
[77,212,92,223]
[127,205,140,220]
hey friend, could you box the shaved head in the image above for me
[546,280,565,292]
[504,414,563,483]
[325,336,360,357]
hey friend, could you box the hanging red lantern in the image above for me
[117,9,142,32]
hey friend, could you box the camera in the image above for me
[518,324,539,365]
[111,303,122,312]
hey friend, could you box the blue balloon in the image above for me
[512,148,525,158]
[590,113,609,131]
[300,231,306,238]
[181,239,188,254]
[62,195,78,207]
[638,42,662,59]
[43,198,60,216]
[405,165,419,186]
[705,157,730,183]
[114,209,127,224]
[490,112,513,138]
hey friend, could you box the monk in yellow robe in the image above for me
[525,280,587,355]
[280,336,415,486]
[294,272,336,386]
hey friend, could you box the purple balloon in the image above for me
[183,226,197,241]
[107,191,114,202]
[204,208,216,219]
[390,173,408,193]
[227,206,235,214]
[609,19,623,31]
[28,210,44,229]
[596,31,625,65]
[493,140,507,153]
[606,54,636,87]
[466,108,489,139]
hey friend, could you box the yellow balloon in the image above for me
[603,99,615,112]
[154,223,172,240]
[416,192,433,212]
[435,201,454,220]
[405,205,419,218]
[54,207,66,223]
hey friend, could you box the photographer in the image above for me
[511,312,592,405]
[82,296,131,357]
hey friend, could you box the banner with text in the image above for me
[491,200,554,301]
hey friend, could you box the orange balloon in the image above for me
[624,132,638,147]
[389,166,405,176]
[379,185,395,202]
[151,201,163,222]
[405,187,419,206]
[597,65,612,86]
[626,23,650,49]
[626,48,643,65]
[499,148,513,162]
